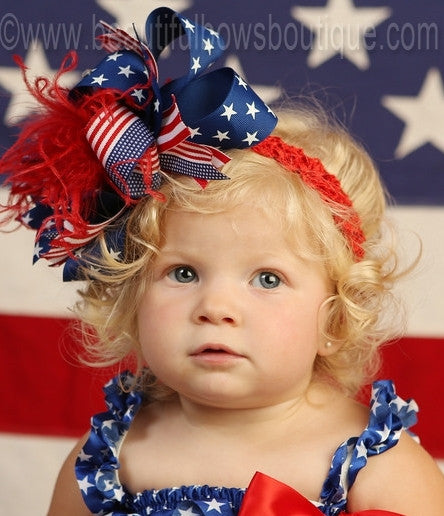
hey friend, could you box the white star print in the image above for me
[108,248,122,261]
[21,213,33,226]
[204,498,225,513]
[235,74,248,89]
[114,485,125,502]
[382,68,444,158]
[33,243,44,260]
[131,89,145,102]
[409,400,419,413]
[189,127,202,138]
[207,28,220,38]
[78,449,93,462]
[182,18,195,33]
[104,479,114,490]
[243,131,259,146]
[153,99,160,112]
[373,442,388,454]
[0,41,79,126]
[102,420,115,430]
[78,475,94,494]
[106,52,123,62]
[221,103,237,121]
[213,130,230,142]
[375,424,391,442]
[355,441,368,459]
[390,396,407,413]
[91,74,109,86]
[118,65,135,78]
[371,398,382,415]
[81,68,95,79]
[246,101,260,119]
[291,0,391,70]
[191,57,202,74]
[202,38,215,55]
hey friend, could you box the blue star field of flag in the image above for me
[0,0,443,204]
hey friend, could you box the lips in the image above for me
[190,343,244,365]
[191,344,243,357]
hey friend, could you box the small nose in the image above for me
[192,283,239,325]
[196,311,236,325]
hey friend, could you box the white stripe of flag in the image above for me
[86,104,137,166]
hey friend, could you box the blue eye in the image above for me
[252,272,281,289]
[168,266,197,283]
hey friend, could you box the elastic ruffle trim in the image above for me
[319,380,418,514]
[76,372,144,514]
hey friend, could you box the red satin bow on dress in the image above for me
[238,472,405,516]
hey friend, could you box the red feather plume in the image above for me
[0,52,125,239]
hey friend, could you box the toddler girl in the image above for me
[1,7,443,516]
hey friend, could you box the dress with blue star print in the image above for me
[75,373,418,515]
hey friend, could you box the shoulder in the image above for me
[348,431,444,515]
[47,433,91,516]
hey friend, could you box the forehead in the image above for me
[160,203,311,262]
[163,202,280,237]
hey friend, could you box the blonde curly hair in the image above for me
[75,105,407,397]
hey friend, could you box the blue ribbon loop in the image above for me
[145,7,226,83]
[75,7,277,149]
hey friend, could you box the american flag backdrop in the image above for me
[0,1,443,514]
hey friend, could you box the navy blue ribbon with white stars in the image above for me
[75,7,277,153]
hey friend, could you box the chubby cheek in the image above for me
[137,296,184,366]
[267,303,321,340]
[137,305,162,359]
[138,289,172,334]
[137,319,171,376]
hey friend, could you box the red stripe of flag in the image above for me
[167,142,212,161]
[173,141,230,167]
[39,212,122,264]
[87,105,136,166]
[157,102,190,152]
[86,104,127,158]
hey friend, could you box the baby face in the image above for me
[137,203,331,409]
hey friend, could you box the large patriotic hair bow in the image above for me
[0,7,277,281]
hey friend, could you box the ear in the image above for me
[317,340,341,357]
[317,293,342,357]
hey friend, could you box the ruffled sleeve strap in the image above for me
[347,380,419,487]
[319,380,418,511]
[75,371,144,514]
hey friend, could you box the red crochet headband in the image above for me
[252,136,366,260]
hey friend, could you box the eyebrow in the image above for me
[155,248,200,262]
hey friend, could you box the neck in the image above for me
[175,381,333,440]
